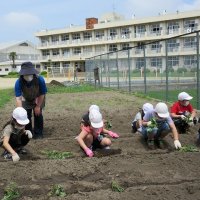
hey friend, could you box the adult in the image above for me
[15,62,47,139]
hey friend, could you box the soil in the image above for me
[0,90,200,200]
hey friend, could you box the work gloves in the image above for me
[12,153,20,163]
[174,140,182,149]
[25,130,33,139]
[108,131,119,138]
[84,148,94,157]
[180,115,186,120]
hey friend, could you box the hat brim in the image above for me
[157,112,169,118]
[91,121,103,128]
[19,68,39,75]
[184,96,193,100]
[16,118,30,125]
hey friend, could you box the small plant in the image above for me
[105,120,112,129]
[111,181,124,192]
[179,145,199,152]
[2,182,20,200]
[42,150,73,159]
[48,184,66,197]
[147,118,157,133]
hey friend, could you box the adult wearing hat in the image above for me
[170,91,197,134]
[15,62,47,139]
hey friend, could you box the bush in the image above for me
[40,71,47,77]
[8,72,19,75]
[177,68,187,73]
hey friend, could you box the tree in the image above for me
[9,52,17,68]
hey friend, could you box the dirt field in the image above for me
[0,90,200,199]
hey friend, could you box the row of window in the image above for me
[41,19,199,44]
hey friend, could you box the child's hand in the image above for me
[25,130,33,139]
[12,153,20,163]
[108,131,119,138]
[85,148,94,157]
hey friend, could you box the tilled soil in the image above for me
[0,91,200,200]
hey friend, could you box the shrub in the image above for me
[40,71,47,77]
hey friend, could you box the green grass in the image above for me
[47,83,110,94]
[2,182,20,200]
[42,150,73,159]
[0,88,14,108]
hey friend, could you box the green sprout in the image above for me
[48,184,66,197]
[179,145,199,152]
[111,181,124,192]
[105,120,112,129]
[2,182,20,200]
[147,118,157,133]
[42,150,73,159]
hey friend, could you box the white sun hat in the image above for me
[142,103,154,114]
[178,92,193,101]
[155,102,169,118]
[12,107,29,125]
[89,105,100,112]
[89,109,103,128]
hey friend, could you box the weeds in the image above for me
[179,145,199,152]
[42,150,73,159]
[48,184,66,197]
[2,182,20,200]
[111,181,124,192]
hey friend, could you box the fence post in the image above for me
[107,54,110,88]
[128,49,131,92]
[165,40,169,102]
[196,31,200,109]
[143,45,147,94]
[116,51,119,90]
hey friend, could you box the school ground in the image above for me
[0,89,200,199]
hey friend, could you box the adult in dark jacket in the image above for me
[15,62,47,139]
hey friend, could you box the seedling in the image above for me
[42,150,73,159]
[2,182,20,200]
[105,120,112,129]
[111,181,124,192]
[48,184,66,197]
[147,118,157,133]
[179,145,199,152]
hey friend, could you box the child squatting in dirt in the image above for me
[141,102,182,150]
[77,105,119,157]
[0,107,33,162]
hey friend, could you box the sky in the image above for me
[0,0,199,44]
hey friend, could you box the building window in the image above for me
[168,56,179,67]
[184,55,196,66]
[150,57,162,67]
[0,69,2,71]
[62,48,70,56]
[121,27,130,38]
[83,32,92,40]
[184,19,198,32]
[5,68,9,71]
[95,31,104,39]
[95,45,105,53]
[109,44,118,52]
[52,49,59,56]
[151,42,161,50]
[83,46,92,53]
[51,35,59,43]
[42,50,50,56]
[61,34,69,41]
[136,58,144,69]
[109,28,117,37]
[167,21,179,34]
[72,33,80,40]
[150,24,162,35]
[41,37,49,45]
[73,47,81,55]
[184,37,196,48]
[121,43,130,50]
[63,62,70,68]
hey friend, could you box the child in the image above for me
[77,109,119,157]
[170,92,197,134]
[0,107,32,162]
[132,103,154,133]
[141,102,181,150]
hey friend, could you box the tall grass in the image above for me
[0,88,14,108]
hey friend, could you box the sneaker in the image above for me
[17,147,27,154]
[147,140,155,150]
[103,146,110,150]
[2,150,12,160]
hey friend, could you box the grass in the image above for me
[0,88,14,108]
[2,182,20,200]
[179,145,199,152]
[48,184,67,197]
[42,150,73,159]
[111,181,124,192]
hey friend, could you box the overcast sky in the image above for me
[0,0,199,44]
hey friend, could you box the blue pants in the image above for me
[26,108,44,137]
[141,121,170,140]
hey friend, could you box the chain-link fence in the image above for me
[85,30,200,109]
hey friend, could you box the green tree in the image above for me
[9,52,17,68]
